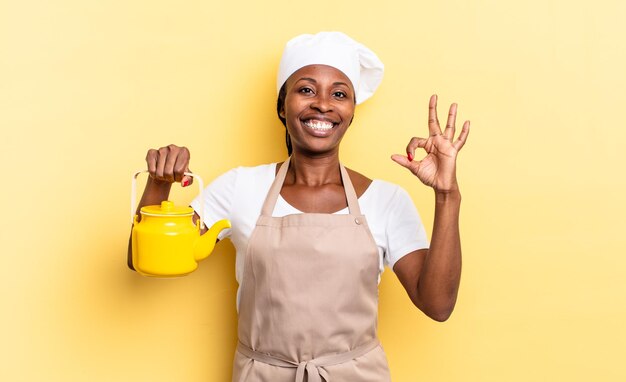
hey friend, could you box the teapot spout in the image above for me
[194,219,231,261]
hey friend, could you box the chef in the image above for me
[132,31,470,381]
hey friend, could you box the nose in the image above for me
[310,93,333,113]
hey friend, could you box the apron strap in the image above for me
[339,162,361,216]
[236,339,379,382]
[260,157,362,217]
[261,156,292,216]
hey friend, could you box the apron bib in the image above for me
[233,157,391,382]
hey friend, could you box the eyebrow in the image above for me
[296,77,351,88]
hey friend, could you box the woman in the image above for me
[131,32,469,381]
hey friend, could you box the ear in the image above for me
[279,108,285,118]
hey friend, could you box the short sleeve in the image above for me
[384,186,429,271]
[189,168,237,241]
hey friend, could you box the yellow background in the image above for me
[2,0,625,380]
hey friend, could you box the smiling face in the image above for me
[279,64,356,157]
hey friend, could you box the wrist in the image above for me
[434,188,461,204]
[142,177,173,203]
[146,177,173,191]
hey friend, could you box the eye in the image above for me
[333,91,347,98]
[299,87,314,94]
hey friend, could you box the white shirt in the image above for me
[190,163,429,307]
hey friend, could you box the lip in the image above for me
[302,113,338,122]
[300,118,337,137]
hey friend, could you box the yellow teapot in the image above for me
[131,171,231,277]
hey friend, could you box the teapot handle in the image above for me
[131,170,205,230]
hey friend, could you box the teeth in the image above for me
[304,120,333,131]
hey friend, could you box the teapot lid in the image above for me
[140,201,194,217]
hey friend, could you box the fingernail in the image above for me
[182,179,189,187]
[407,152,413,162]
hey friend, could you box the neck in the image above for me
[287,151,341,187]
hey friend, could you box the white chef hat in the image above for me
[277,31,384,105]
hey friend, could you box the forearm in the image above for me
[416,189,462,321]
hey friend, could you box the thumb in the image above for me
[181,169,194,188]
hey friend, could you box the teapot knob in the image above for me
[161,201,174,211]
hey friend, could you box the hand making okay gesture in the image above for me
[391,95,470,193]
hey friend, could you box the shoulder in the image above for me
[359,180,422,234]
[218,162,277,182]
[363,179,413,208]
[341,164,407,202]
[232,162,276,178]
[343,166,412,203]
[370,179,408,197]
[204,163,277,195]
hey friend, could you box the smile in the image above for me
[303,119,334,131]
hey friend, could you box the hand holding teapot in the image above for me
[129,144,230,277]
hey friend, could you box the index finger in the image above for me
[428,94,442,136]
[146,149,158,178]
